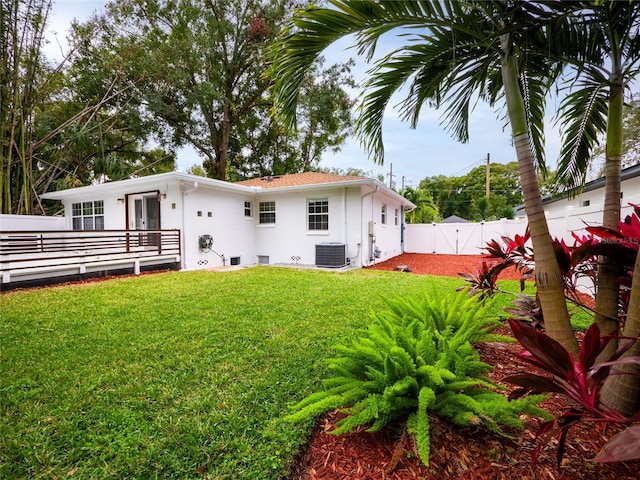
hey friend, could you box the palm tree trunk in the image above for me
[500,35,578,355]
[600,247,640,417]
[598,67,640,414]
[595,81,624,361]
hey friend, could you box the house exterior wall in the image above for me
[361,189,405,265]
[253,185,365,266]
[180,185,256,270]
[50,180,258,270]
[539,175,640,216]
[34,173,412,272]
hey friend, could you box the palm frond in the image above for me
[555,79,608,191]
[268,1,447,133]
[520,72,548,176]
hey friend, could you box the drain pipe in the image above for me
[180,181,199,269]
[361,185,379,267]
[343,187,348,250]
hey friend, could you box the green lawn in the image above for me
[0,267,580,479]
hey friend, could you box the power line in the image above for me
[448,158,485,177]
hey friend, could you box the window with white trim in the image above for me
[72,201,104,230]
[259,201,276,224]
[394,208,399,226]
[244,201,253,217]
[381,204,387,225]
[308,197,329,231]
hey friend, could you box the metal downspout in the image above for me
[361,185,379,267]
[180,181,198,269]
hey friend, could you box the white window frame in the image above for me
[259,201,276,224]
[244,201,253,218]
[381,204,387,225]
[72,200,104,230]
[394,208,399,226]
[307,197,329,231]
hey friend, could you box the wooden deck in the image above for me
[0,230,181,290]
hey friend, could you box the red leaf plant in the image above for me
[504,319,640,467]
[465,204,640,322]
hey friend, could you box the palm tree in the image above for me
[270,0,578,353]
[552,1,640,415]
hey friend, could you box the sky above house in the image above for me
[45,0,569,189]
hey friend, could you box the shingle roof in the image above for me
[441,215,470,223]
[235,172,366,189]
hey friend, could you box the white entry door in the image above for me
[129,194,160,247]
[129,194,159,230]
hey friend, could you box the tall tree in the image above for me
[230,57,355,180]
[75,0,295,181]
[551,1,640,413]
[1,0,53,214]
[270,1,577,353]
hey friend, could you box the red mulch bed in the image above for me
[364,252,526,280]
[291,254,639,480]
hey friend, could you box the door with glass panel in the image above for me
[128,194,160,247]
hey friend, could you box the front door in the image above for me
[129,194,160,247]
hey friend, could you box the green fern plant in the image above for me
[285,288,551,466]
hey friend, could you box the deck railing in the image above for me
[1,229,181,287]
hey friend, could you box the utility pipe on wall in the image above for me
[360,185,379,266]
[180,181,198,269]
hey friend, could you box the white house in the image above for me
[512,163,640,242]
[539,163,640,216]
[38,171,414,272]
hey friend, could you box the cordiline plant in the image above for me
[285,289,551,466]
[504,319,640,466]
[465,204,640,323]
[459,229,534,300]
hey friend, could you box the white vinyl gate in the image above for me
[404,218,528,255]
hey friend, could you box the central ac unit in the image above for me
[315,243,347,268]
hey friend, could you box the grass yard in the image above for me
[0,267,579,479]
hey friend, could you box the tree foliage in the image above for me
[402,187,440,223]
[71,0,353,182]
[419,162,521,221]
[268,0,578,354]
[230,57,355,180]
[71,0,285,180]
[0,0,179,213]
[1,0,54,214]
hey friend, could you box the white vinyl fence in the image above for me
[404,219,527,255]
[405,196,640,255]
[0,214,66,231]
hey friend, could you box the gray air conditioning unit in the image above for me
[315,243,347,268]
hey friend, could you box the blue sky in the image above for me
[46,0,567,189]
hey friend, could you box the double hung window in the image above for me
[259,201,276,224]
[72,201,104,230]
[308,198,329,231]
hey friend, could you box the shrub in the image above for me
[285,289,550,466]
[504,319,640,466]
[465,204,640,323]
